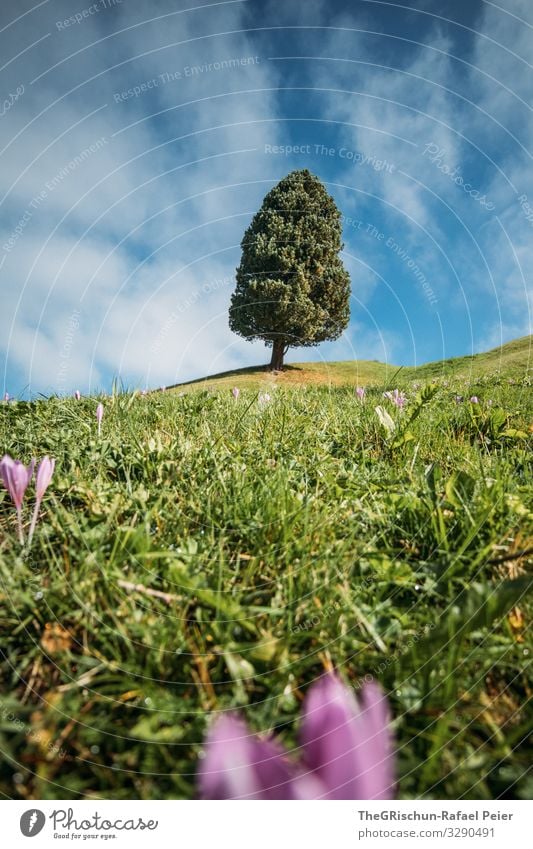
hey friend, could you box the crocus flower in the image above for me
[199,715,296,800]
[199,674,394,800]
[385,389,407,409]
[392,389,407,410]
[0,454,35,544]
[355,387,365,400]
[232,387,240,399]
[258,392,271,406]
[74,390,81,401]
[297,675,393,800]
[28,456,55,545]
[3,392,9,402]
[470,396,479,404]
[96,402,104,436]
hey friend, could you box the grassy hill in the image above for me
[170,335,532,393]
[0,337,531,801]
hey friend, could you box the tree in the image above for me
[229,169,351,370]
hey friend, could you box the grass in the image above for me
[170,334,532,392]
[0,342,532,800]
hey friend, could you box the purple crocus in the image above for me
[297,674,393,800]
[96,402,104,436]
[199,715,296,800]
[384,389,407,409]
[232,387,240,400]
[470,396,479,404]
[199,674,394,800]
[74,390,81,401]
[28,456,55,545]
[383,389,406,408]
[0,455,35,544]
[355,387,365,400]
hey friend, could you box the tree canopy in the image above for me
[229,169,351,370]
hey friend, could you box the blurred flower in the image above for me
[0,455,35,544]
[199,674,394,800]
[470,396,479,404]
[258,392,271,406]
[355,387,365,400]
[375,405,396,434]
[385,389,407,408]
[3,392,9,402]
[28,456,55,545]
[74,390,81,401]
[232,387,240,399]
[199,715,295,800]
[298,675,394,800]
[96,402,104,436]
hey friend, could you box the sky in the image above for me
[0,0,531,396]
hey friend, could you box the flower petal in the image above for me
[199,714,296,800]
[300,674,394,800]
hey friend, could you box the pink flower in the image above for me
[384,389,407,409]
[298,675,393,800]
[74,390,81,401]
[0,455,35,544]
[232,387,240,399]
[3,392,9,402]
[199,715,296,800]
[355,387,365,400]
[199,674,394,800]
[470,396,479,404]
[28,456,55,545]
[96,402,104,436]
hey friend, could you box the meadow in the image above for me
[0,337,532,800]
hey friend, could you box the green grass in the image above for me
[0,345,532,800]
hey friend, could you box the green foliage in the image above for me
[0,374,531,800]
[229,170,351,362]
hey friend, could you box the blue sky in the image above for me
[0,0,531,395]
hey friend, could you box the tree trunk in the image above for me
[269,338,285,371]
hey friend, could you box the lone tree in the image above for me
[229,169,351,370]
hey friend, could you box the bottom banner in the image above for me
[3,800,532,847]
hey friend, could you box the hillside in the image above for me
[0,335,531,801]
[169,335,532,393]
